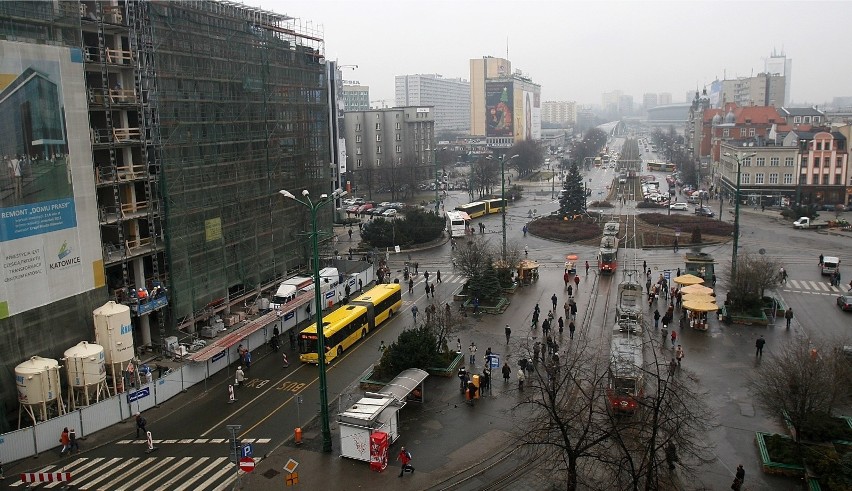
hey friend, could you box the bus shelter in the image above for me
[517,260,540,285]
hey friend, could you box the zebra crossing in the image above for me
[782,279,846,296]
[9,455,245,490]
[115,437,271,445]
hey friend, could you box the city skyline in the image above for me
[256,0,850,107]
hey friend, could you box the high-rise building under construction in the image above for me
[0,1,332,427]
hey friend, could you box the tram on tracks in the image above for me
[606,274,645,414]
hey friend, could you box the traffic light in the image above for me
[229,437,242,463]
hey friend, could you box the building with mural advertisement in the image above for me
[470,56,541,148]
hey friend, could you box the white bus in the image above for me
[446,211,470,238]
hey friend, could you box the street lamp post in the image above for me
[278,187,347,453]
[723,152,755,280]
[500,154,519,260]
[433,148,440,214]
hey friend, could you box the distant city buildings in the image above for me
[394,74,469,134]
[541,100,577,125]
[343,84,370,111]
[469,56,541,147]
[658,92,673,106]
[765,49,792,106]
[643,93,658,110]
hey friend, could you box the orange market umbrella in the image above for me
[682,300,719,312]
[674,274,704,286]
[681,293,715,303]
[566,254,579,261]
[680,284,715,295]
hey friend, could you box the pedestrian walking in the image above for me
[784,307,793,329]
[570,300,577,321]
[244,351,251,369]
[819,253,824,266]
[568,321,576,340]
[731,478,743,490]
[643,260,647,272]
[670,329,677,347]
[542,318,550,338]
[348,228,353,240]
[59,427,71,454]
[458,366,468,392]
[531,310,539,329]
[551,293,558,310]
[654,309,661,329]
[411,304,419,322]
[457,338,462,353]
[135,413,147,439]
[668,358,678,376]
[505,324,511,343]
[573,275,580,289]
[661,325,668,344]
[469,342,477,365]
[481,368,491,394]
[755,335,766,357]
[436,270,442,283]
[69,428,79,453]
[522,224,528,237]
[676,267,681,277]
[557,316,564,335]
[563,270,570,289]
[414,262,419,274]
[675,345,684,366]
[430,283,436,298]
[424,270,429,282]
[567,284,573,298]
[585,260,590,275]
[517,368,525,390]
[234,366,245,387]
[735,464,745,483]
[397,446,414,477]
[425,281,430,297]
[502,362,511,382]
[563,299,570,319]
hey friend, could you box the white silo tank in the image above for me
[93,301,135,364]
[64,342,110,410]
[93,301,135,394]
[15,356,64,428]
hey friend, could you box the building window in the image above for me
[356,147,362,155]
[804,116,811,123]
[755,173,764,184]
[376,146,382,154]
[376,134,382,142]
[783,173,793,184]
[395,133,401,141]
[814,116,821,123]
[356,158,362,168]
[785,157,794,167]
[813,157,820,167]
[756,157,765,166]
[794,116,801,123]
[375,123,381,130]
[836,157,843,168]
[816,141,822,150]
[741,173,751,184]
[740,128,748,137]
[396,123,401,130]
[769,173,779,184]
[749,128,755,136]
[376,158,381,167]
[836,174,844,185]
[355,135,362,143]
[723,129,730,137]
[396,145,402,153]
[770,157,779,166]
[742,157,752,166]
[355,124,361,131]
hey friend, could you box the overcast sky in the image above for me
[253,0,850,107]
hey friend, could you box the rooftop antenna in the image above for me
[506,36,509,61]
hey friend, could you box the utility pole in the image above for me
[501,154,519,260]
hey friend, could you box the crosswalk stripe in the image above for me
[112,456,177,491]
[210,438,227,443]
[133,457,194,491]
[157,457,223,490]
[175,459,233,491]
[817,282,830,291]
[789,280,801,289]
[76,457,142,489]
[809,281,822,290]
[55,457,121,487]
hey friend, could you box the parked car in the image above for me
[356,203,374,214]
[352,197,365,205]
[694,206,715,217]
[379,201,392,207]
[346,205,360,214]
[669,202,688,211]
[837,295,852,312]
[370,206,387,216]
[382,208,398,218]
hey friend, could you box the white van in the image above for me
[271,276,313,309]
[821,256,840,276]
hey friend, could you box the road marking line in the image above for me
[76,457,142,489]
[116,456,176,490]
[818,282,830,291]
[789,280,801,289]
[181,461,234,491]
[809,281,822,290]
[158,457,223,490]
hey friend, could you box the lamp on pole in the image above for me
[426,147,443,215]
[500,154,520,260]
[278,187,347,453]
[723,152,755,280]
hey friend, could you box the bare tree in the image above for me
[750,336,852,446]
[725,252,781,310]
[452,237,494,281]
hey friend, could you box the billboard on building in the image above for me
[0,41,102,319]
[522,90,542,141]
[709,80,722,108]
[486,81,513,137]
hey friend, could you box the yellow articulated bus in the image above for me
[456,199,507,218]
[298,305,369,364]
[482,198,507,214]
[298,283,402,364]
[351,283,403,327]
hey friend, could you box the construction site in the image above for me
[0,0,333,429]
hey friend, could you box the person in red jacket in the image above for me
[397,446,414,477]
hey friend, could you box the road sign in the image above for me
[239,457,255,473]
[127,387,150,403]
[242,443,253,458]
[664,270,671,281]
[488,353,500,369]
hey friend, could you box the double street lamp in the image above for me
[278,187,347,453]
[499,154,519,260]
[722,152,755,280]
